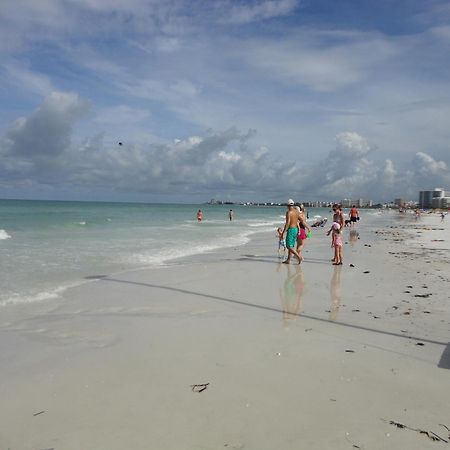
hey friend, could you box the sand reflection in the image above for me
[329,265,342,321]
[349,229,359,246]
[278,264,304,327]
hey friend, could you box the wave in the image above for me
[0,284,75,307]
[248,219,283,228]
[128,229,257,267]
[0,229,11,240]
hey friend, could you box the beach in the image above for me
[0,210,449,450]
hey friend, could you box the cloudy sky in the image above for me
[1,0,450,203]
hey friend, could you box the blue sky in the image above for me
[1,0,450,202]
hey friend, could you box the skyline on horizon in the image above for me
[1,0,450,203]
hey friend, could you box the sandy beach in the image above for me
[1,211,449,450]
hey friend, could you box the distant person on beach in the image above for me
[281,199,302,264]
[415,209,421,221]
[277,227,286,257]
[312,218,327,227]
[229,209,234,221]
[441,212,446,222]
[197,210,203,222]
[327,222,343,265]
[350,205,359,225]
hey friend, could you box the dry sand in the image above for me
[1,211,449,450]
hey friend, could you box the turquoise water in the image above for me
[0,199,329,307]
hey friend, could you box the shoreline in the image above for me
[1,211,449,450]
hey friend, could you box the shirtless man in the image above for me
[282,199,303,264]
[350,205,359,226]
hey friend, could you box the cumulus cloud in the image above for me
[296,133,450,202]
[1,93,450,202]
[4,92,89,159]
[0,94,295,196]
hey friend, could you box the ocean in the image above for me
[0,199,329,307]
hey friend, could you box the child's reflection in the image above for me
[329,264,342,321]
[279,264,304,327]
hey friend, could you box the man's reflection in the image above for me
[279,264,304,327]
[329,264,342,321]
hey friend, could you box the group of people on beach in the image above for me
[278,201,359,266]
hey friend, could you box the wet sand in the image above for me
[1,211,449,449]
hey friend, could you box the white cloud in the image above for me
[1,95,450,202]
[2,61,54,96]
[239,31,397,91]
[0,94,294,196]
[94,105,151,125]
[225,0,299,24]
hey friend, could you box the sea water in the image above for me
[0,199,329,307]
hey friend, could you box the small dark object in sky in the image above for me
[118,142,123,146]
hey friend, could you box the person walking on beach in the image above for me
[197,209,203,222]
[350,205,359,226]
[327,222,343,265]
[229,209,234,221]
[281,199,302,264]
[295,204,311,259]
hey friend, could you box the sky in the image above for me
[1,0,450,203]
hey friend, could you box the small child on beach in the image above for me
[277,227,286,256]
[327,222,343,265]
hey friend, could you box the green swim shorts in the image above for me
[286,227,298,248]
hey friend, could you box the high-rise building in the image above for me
[419,188,447,208]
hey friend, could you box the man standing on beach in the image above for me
[229,209,234,221]
[350,205,359,226]
[282,199,303,264]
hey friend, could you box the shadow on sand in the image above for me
[98,275,448,357]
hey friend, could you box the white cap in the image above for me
[287,199,295,205]
[332,222,341,230]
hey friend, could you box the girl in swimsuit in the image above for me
[328,222,343,265]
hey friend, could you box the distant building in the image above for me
[341,198,373,208]
[419,188,448,208]
[394,198,406,208]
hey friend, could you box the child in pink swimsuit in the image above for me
[327,222,343,265]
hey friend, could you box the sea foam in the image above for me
[0,229,11,240]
